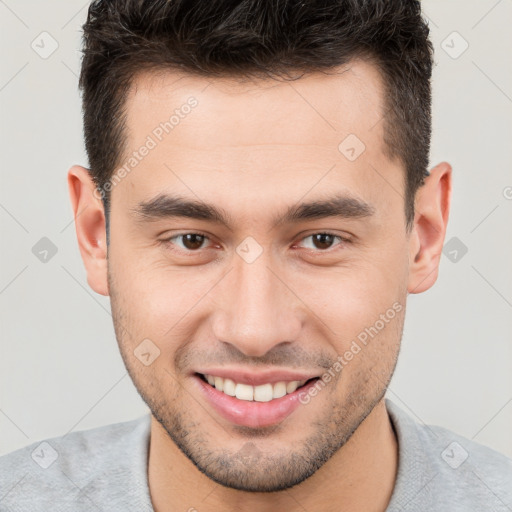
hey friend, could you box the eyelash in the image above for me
[159,231,351,254]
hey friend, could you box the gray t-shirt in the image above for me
[1,399,511,511]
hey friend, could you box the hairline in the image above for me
[99,58,417,243]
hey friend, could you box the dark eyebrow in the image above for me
[273,194,375,226]
[132,193,375,229]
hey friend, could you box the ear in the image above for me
[67,165,109,296]
[407,162,452,294]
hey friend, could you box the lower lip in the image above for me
[193,374,319,428]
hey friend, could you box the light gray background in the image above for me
[1,0,511,459]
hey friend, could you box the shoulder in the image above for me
[0,415,153,512]
[386,399,512,512]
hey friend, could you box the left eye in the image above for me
[297,233,346,251]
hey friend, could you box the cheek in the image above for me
[305,254,406,317]
[111,253,221,340]
[300,253,408,358]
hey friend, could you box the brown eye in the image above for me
[180,233,206,250]
[298,232,348,251]
[183,233,204,250]
[311,233,335,250]
[164,233,210,251]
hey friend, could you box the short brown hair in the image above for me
[79,0,433,230]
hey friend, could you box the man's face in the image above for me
[107,61,410,491]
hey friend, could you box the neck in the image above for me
[148,398,397,512]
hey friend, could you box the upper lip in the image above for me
[194,368,320,386]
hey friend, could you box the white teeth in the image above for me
[273,381,287,399]
[235,383,254,401]
[286,381,299,393]
[204,374,311,401]
[214,376,224,392]
[254,383,273,402]
[223,378,236,396]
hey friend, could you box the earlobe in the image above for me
[407,162,452,294]
[67,165,109,296]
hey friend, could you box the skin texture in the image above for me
[68,59,451,512]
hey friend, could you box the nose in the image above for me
[211,251,303,357]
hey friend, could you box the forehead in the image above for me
[124,59,386,147]
[115,60,401,222]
